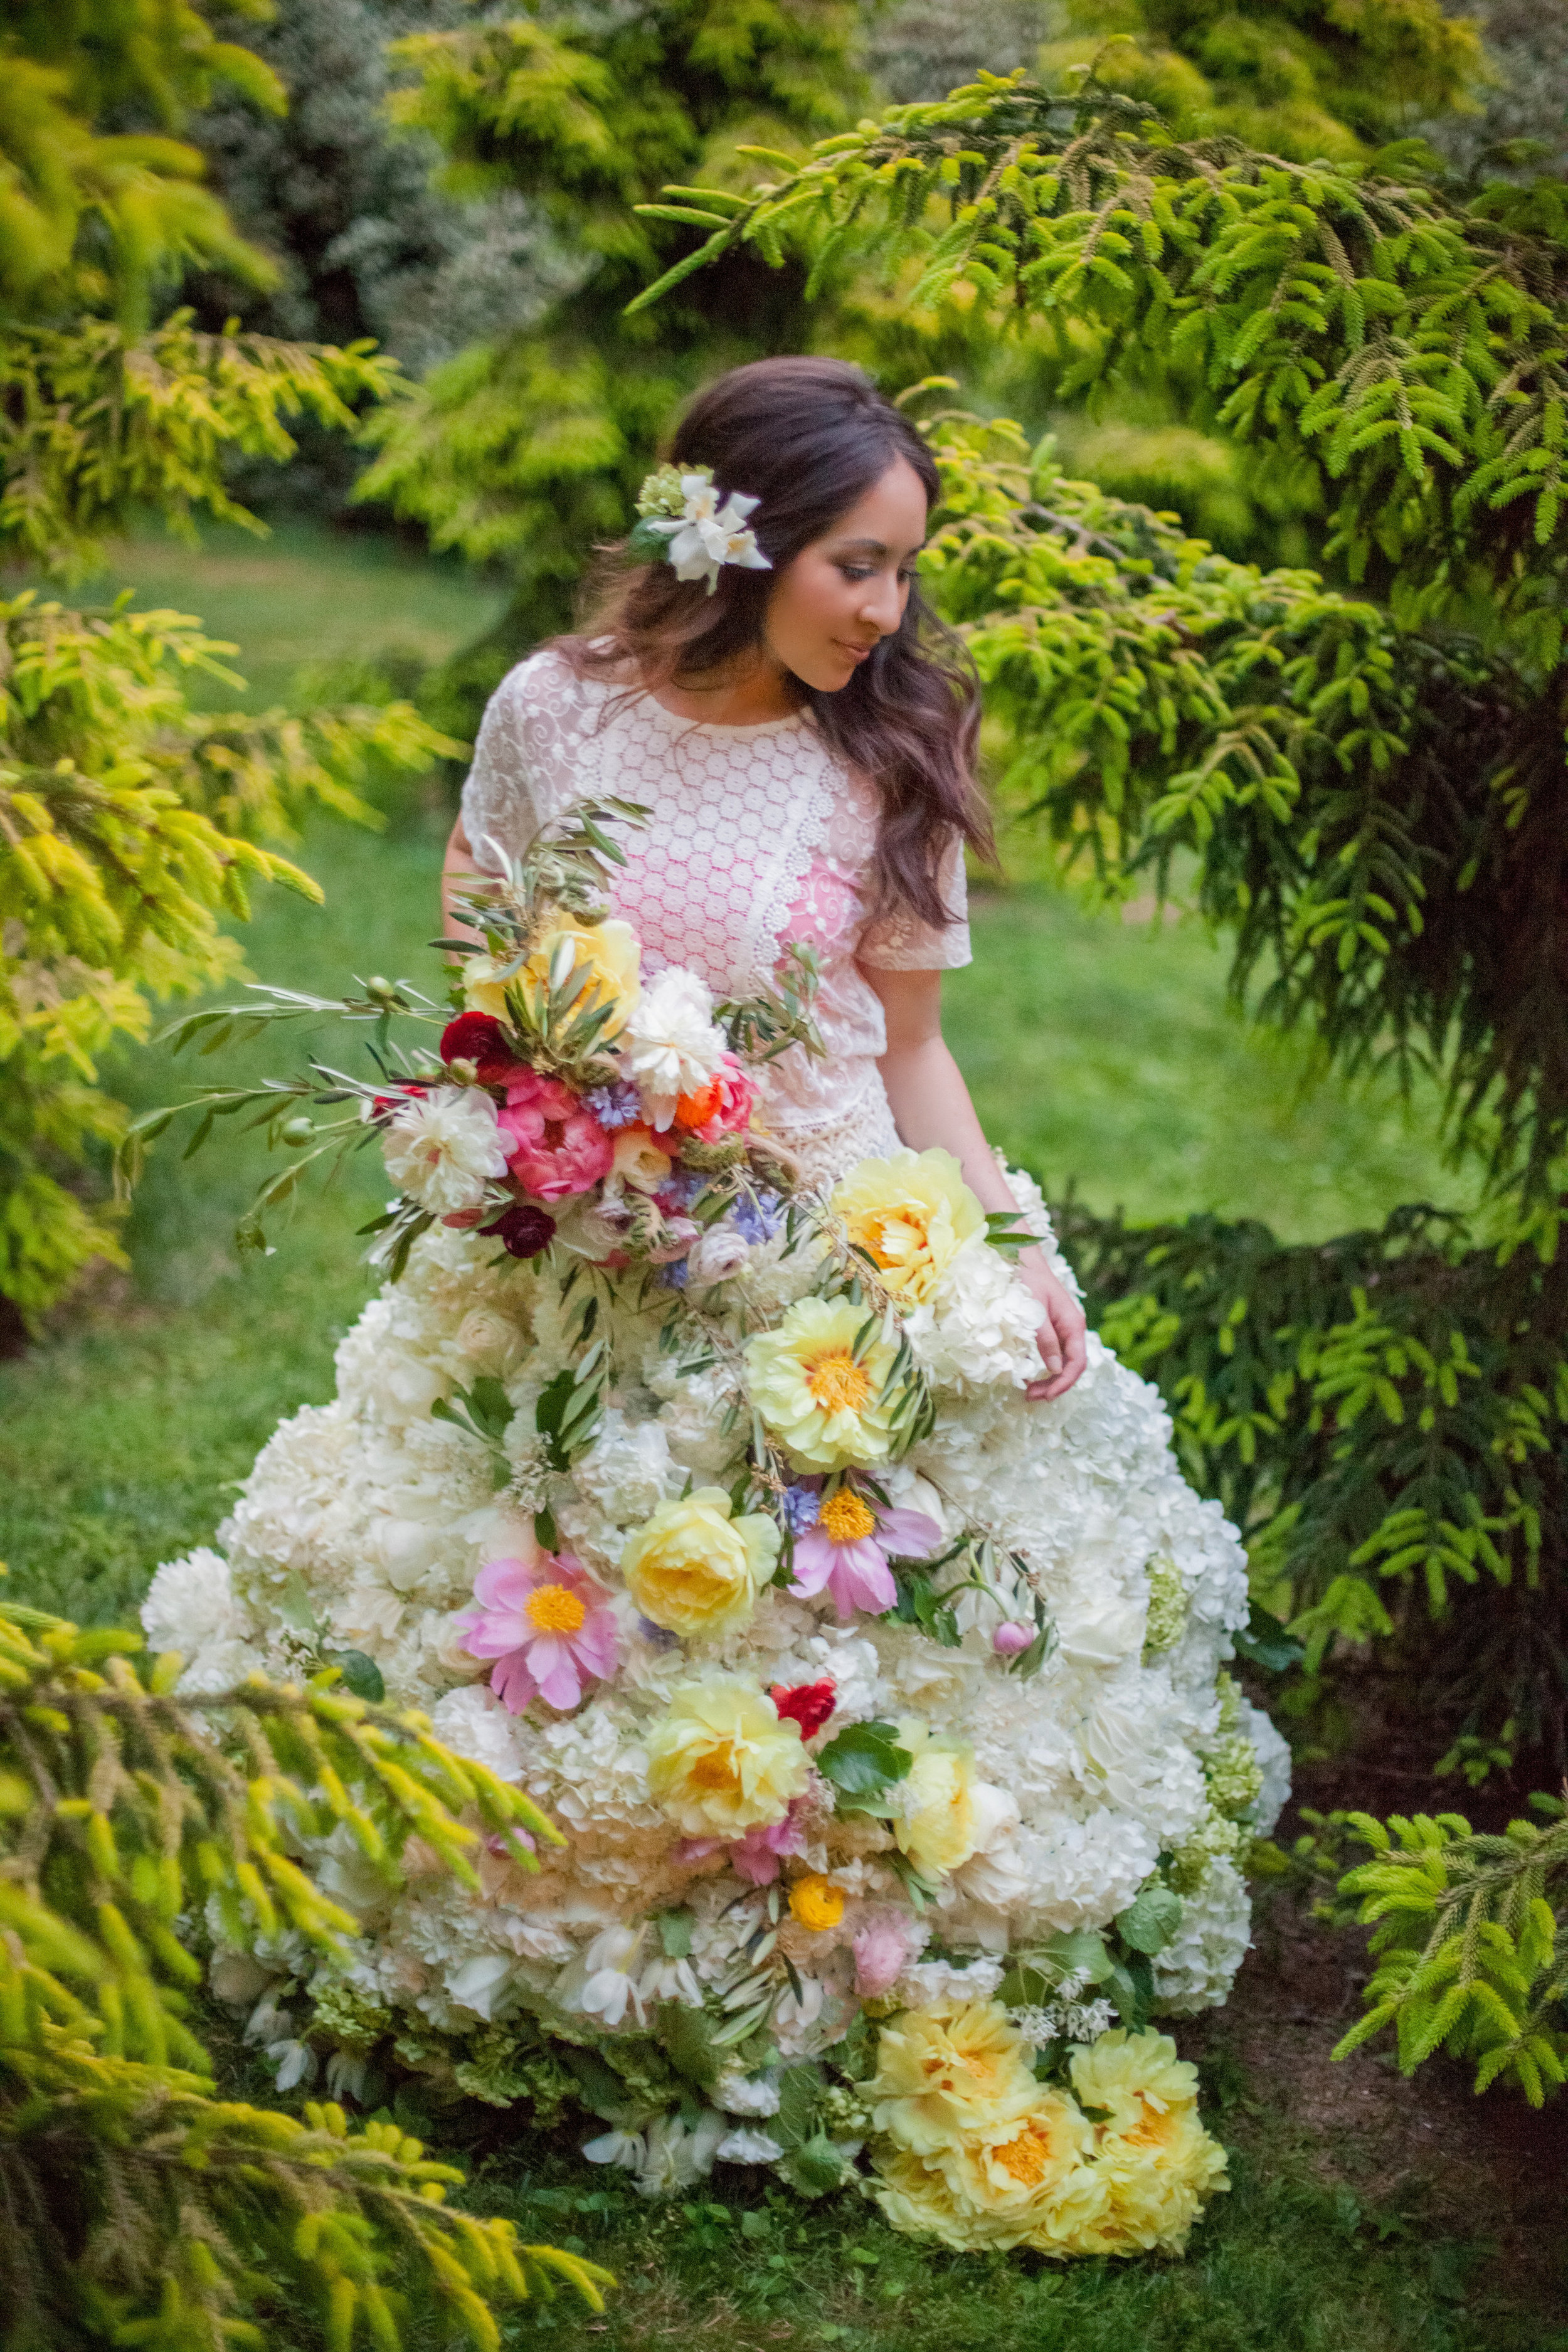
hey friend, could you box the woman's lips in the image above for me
[836,641,875,662]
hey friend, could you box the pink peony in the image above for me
[675,1796,812,1885]
[852,1910,926,1997]
[789,1485,943,1621]
[455,1553,618,1712]
[496,1070,613,1201]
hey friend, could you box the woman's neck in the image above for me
[647,647,804,726]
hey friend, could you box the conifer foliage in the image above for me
[632,90,1568,1767]
[0,3,456,1338]
[0,1590,611,2347]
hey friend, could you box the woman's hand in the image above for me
[1017,1246,1088,1402]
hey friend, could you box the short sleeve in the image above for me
[856,831,972,971]
[460,648,599,874]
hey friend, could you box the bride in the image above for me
[146,356,1287,2259]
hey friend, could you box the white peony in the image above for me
[381,1087,509,1214]
[620,969,728,1130]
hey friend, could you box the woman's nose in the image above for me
[857,574,903,635]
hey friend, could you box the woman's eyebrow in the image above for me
[830,536,927,556]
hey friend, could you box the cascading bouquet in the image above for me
[132,803,1287,2264]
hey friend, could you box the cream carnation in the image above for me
[622,968,728,1130]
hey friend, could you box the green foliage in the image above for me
[354,0,867,682]
[0,587,456,1332]
[1047,0,1485,162]
[0,1589,613,2348]
[1311,1798,1568,2106]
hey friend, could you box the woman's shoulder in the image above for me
[484,640,605,726]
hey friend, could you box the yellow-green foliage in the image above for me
[0,588,458,1330]
[0,1589,612,2349]
[1326,1801,1568,2107]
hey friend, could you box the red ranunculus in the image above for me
[769,1678,837,1742]
[677,1053,756,1143]
[480,1202,557,1259]
[439,1010,520,1084]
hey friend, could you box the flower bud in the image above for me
[992,1620,1034,1656]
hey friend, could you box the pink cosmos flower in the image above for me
[496,1071,613,1202]
[455,1553,618,1712]
[788,1486,943,1621]
[851,1910,926,1997]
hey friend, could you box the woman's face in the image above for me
[762,455,929,694]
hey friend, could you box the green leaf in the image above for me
[1232,1599,1305,1673]
[657,1906,694,1959]
[780,2129,850,2198]
[328,1649,386,1705]
[657,2000,724,2091]
[1116,1883,1184,1956]
[816,1720,913,1811]
[276,1570,319,1640]
[773,2062,824,2152]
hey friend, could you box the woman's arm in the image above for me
[865,964,1088,1401]
[442,818,489,945]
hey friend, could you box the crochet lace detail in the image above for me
[461,648,971,1182]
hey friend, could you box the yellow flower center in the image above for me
[787,1873,845,1932]
[689,1744,739,1790]
[525,1583,586,1635]
[818,1488,877,1542]
[993,2123,1053,2187]
[861,1207,927,1268]
[805,1351,871,1415]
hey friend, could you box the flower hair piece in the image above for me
[628,463,771,595]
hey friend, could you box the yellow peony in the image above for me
[787,1873,846,1932]
[874,2091,1108,2254]
[866,1998,1039,2156]
[829,1149,985,1305]
[1066,2028,1229,2255]
[743,1296,901,1473]
[471,916,641,1037]
[646,1676,810,1836]
[894,1720,983,1879]
[622,1488,780,1641]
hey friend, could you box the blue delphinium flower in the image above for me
[656,1258,689,1290]
[658,1170,706,1212]
[778,1483,821,1535]
[733,1190,785,1246]
[585,1080,644,1129]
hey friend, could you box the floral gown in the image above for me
[145,649,1288,2209]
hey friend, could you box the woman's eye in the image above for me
[839,564,874,581]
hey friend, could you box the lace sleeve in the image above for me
[460,648,597,873]
[856,830,972,970]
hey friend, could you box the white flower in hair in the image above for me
[633,463,771,594]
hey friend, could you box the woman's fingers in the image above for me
[1026,1291,1087,1401]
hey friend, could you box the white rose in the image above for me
[455,1307,518,1367]
[1054,1584,1150,1667]
[381,1088,509,1215]
[686,1223,753,1289]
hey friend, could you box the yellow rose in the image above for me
[612,1126,672,1193]
[787,1873,846,1932]
[646,1675,809,1836]
[462,952,519,1021]
[622,1489,780,1641]
[894,1720,982,1880]
[520,916,642,1039]
[866,1998,1038,2156]
[829,1149,985,1305]
[743,1295,902,1473]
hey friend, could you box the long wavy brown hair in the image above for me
[556,356,992,928]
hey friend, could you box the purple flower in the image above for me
[657,1258,689,1289]
[656,1170,707,1212]
[733,1190,784,1246]
[778,1483,822,1536]
[790,1485,943,1621]
[584,1080,644,1130]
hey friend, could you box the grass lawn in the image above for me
[4,528,1554,2352]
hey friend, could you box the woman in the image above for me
[442,356,1088,1400]
[145,356,1284,2254]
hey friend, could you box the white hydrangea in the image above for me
[904,1235,1042,1394]
[1153,1855,1254,2014]
[1239,1697,1293,1837]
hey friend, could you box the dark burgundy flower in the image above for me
[480,1202,557,1259]
[439,1011,517,1084]
[769,1678,837,1742]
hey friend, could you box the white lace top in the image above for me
[460,648,971,1183]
